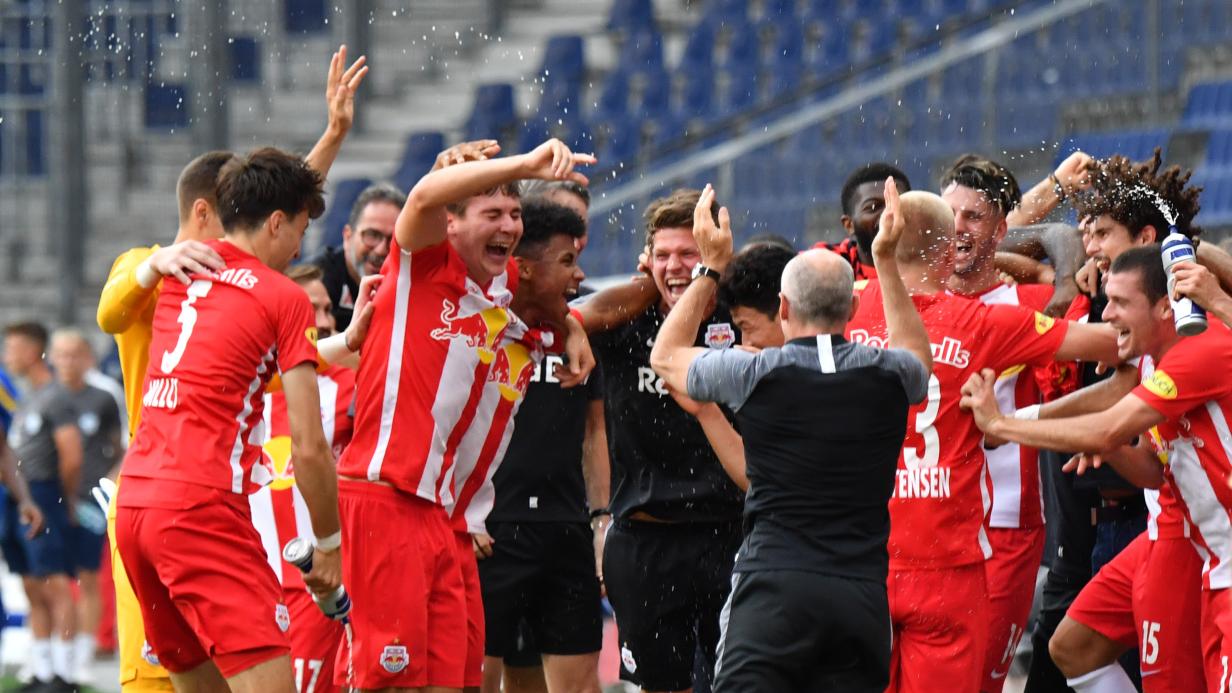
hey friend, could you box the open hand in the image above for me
[693,184,733,270]
[872,177,905,261]
[325,45,368,135]
[433,140,501,171]
[148,241,225,285]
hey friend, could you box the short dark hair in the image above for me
[348,182,407,229]
[1109,244,1168,305]
[177,151,237,222]
[644,188,717,248]
[285,263,324,286]
[445,182,522,217]
[719,244,795,319]
[215,147,326,232]
[841,163,911,216]
[742,233,797,253]
[1075,149,1202,239]
[515,200,586,260]
[522,180,591,207]
[4,322,48,352]
[940,154,1022,216]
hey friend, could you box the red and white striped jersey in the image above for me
[847,281,1069,569]
[974,283,1053,529]
[250,365,355,588]
[336,239,518,506]
[1139,356,1192,543]
[119,241,318,508]
[443,318,549,534]
[1132,321,1232,590]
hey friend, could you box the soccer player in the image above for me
[961,245,1232,693]
[1028,152,1210,693]
[96,45,366,693]
[652,182,932,691]
[5,321,84,691]
[48,329,124,686]
[577,188,744,693]
[938,155,1055,690]
[250,264,354,693]
[451,200,592,693]
[114,147,342,692]
[843,188,1118,693]
[334,138,594,692]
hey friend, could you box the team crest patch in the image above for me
[305,326,318,346]
[1144,369,1178,400]
[705,323,735,349]
[380,644,410,673]
[141,640,161,666]
[275,603,291,633]
[1033,312,1056,335]
[621,645,638,673]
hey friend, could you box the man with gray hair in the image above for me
[312,181,406,330]
[650,181,933,691]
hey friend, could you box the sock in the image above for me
[30,638,53,682]
[51,637,73,681]
[74,633,96,676]
[1067,663,1137,693]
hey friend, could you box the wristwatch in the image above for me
[691,264,721,282]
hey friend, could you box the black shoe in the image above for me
[37,677,78,693]
[15,678,49,693]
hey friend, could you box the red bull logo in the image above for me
[488,343,535,402]
[260,435,295,491]
[430,299,510,363]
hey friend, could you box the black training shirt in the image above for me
[688,334,928,582]
[490,359,604,523]
[591,303,744,522]
[309,245,358,331]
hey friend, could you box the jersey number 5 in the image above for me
[904,374,941,470]
[161,279,213,373]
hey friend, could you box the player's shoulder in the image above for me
[108,244,158,272]
[1014,282,1055,309]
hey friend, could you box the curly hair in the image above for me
[1074,148,1202,239]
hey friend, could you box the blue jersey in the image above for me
[0,368,17,436]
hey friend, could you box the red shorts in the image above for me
[454,531,485,688]
[284,588,344,693]
[1202,589,1232,692]
[1067,532,1204,692]
[114,500,289,677]
[887,562,988,693]
[334,479,465,689]
[982,525,1045,692]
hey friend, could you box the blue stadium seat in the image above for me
[25,109,45,176]
[619,29,664,75]
[541,35,585,83]
[594,116,642,169]
[593,70,630,120]
[676,68,717,122]
[1204,130,1232,173]
[716,22,759,70]
[632,69,672,116]
[718,66,758,116]
[465,83,517,140]
[284,0,328,34]
[392,131,446,192]
[765,16,805,66]
[680,22,716,71]
[607,0,655,33]
[701,0,749,27]
[145,83,189,129]
[229,37,260,83]
[538,78,582,121]
[517,119,554,156]
[1054,128,1169,167]
[1183,81,1232,128]
[319,178,374,251]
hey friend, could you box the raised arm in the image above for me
[304,45,368,178]
[281,363,342,598]
[1173,260,1232,328]
[873,178,933,376]
[575,276,659,334]
[1007,151,1093,227]
[398,138,595,252]
[650,184,730,393]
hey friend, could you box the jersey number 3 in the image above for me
[904,374,941,470]
[161,279,213,373]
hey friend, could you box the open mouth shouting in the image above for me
[665,276,691,302]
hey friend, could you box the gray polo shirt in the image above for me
[66,384,123,500]
[6,382,77,483]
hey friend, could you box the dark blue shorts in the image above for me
[20,480,74,577]
[0,489,30,576]
[70,521,105,572]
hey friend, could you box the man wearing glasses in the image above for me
[312,182,404,330]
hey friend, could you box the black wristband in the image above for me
[589,508,611,520]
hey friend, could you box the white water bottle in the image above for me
[1161,230,1207,337]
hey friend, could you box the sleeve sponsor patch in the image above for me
[305,326,318,347]
[1143,369,1177,400]
[1034,312,1056,335]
